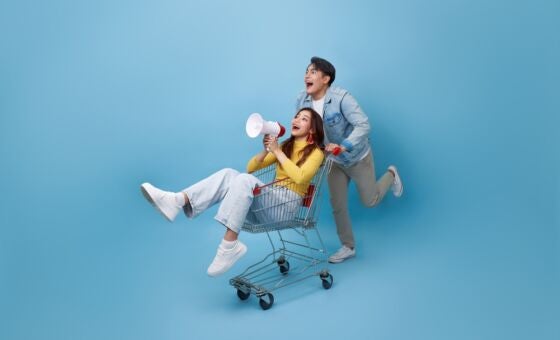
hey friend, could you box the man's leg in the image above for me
[328,163,357,263]
[349,151,394,207]
[328,163,354,248]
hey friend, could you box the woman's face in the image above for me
[291,110,313,138]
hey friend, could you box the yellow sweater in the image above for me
[246,140,325,196]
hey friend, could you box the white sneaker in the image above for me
[140,182,181,222]
[207,241,247,277]
[388,165,403,197]
[328,245,356,263]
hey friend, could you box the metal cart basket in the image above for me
[229,158,334,310]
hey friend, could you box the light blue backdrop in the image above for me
[1,0,558,339]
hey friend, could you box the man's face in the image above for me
[304,64,330,96]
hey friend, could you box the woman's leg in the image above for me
[181,168,241,218]
[207,173,262,277]
[213,173,262,233]
[223,228,238,241]
[140,168,240,222]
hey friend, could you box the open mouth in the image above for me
[292,125,301,131]
[306,82,313,89]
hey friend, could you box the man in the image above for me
[295,57,404,263]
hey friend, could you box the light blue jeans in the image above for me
[181,168,301,233]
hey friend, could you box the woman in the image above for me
[140,108,325,277]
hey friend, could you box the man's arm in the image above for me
[339,92,370,152]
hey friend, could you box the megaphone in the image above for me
[246,113,286,138]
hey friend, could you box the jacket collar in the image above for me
[304,87,333,105]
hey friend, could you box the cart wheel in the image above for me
[279,261,290,274]
[320,272,333,290]
[237,289,250,301]
[277,257,290,275]
[259,293,274,310]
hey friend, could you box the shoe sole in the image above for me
[140,184,174,222]
[208,243,247,277]
[389,166,404,197]
[394,182,403,197]
[328,254,355,264]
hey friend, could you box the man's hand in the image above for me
[325,143,346,154]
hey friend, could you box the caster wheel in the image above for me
[259,293,274,310]
[278,261,290,275]
[237,289,250,300]
[277,257,290,275]
[320,272,333,290]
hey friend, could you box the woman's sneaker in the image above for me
[328,245,356,263]
[207,241,247,277]
[140,183,181,222]
[388,165,403,197]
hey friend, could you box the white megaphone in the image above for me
[246,113,286,138]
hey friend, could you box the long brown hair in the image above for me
[280,108,325,166]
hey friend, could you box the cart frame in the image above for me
[229,158,334,310]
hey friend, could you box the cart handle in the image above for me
[331,146,342,156]
[319,146,342,156]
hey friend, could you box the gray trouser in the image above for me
[328,151,394,248]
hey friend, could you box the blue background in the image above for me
[1,0,559,339]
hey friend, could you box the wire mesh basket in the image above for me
[229,158,334,310]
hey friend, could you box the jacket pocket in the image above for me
[324,112,343,126]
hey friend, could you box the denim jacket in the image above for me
[296,86,371,167]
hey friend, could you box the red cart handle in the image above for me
[320,146,342,156]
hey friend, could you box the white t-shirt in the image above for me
[312,96,325,118]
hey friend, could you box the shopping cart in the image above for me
[229,157,334,310]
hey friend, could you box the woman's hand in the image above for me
[264,135,280,153]
[262,135,269,151]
